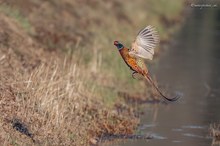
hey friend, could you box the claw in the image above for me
[132,72,138,79]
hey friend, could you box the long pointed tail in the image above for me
[144,74,180,102]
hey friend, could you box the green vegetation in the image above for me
[0,4,32,33]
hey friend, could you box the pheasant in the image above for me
[114,26,180,102]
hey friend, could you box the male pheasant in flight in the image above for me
[114,26,180,102]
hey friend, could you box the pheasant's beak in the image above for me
[114,41,118,46]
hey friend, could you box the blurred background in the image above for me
[0,0,219,146]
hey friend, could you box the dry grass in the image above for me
[0,12,139,145]
[210,124,220,138]
[0,0,186,145]
[0,60,138,145]
[210,124,220,145]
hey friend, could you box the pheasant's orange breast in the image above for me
[119,47,143,74]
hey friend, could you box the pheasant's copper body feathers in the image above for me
[114,26,180,102]
[119,47,146,75]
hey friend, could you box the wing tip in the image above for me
[139,25,160,44]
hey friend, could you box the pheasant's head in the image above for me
[114,41,124,50]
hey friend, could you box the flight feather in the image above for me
[129,26,160,60]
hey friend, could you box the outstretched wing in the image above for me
[129,26,160,60]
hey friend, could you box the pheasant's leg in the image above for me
[132,71,138,79]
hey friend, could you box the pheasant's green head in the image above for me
[114,41,124,50]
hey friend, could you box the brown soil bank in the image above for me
[0,0,185,145]
[0,13,138,145]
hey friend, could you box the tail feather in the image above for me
[144,74,180,102]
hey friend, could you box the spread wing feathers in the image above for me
[129,25,160,60]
